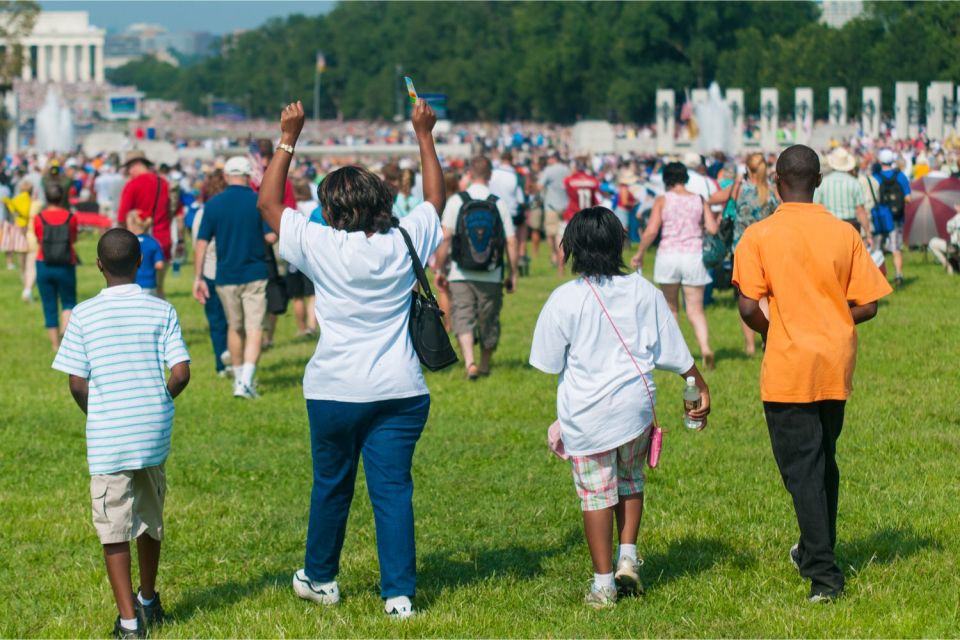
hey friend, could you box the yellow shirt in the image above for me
[732,202,893,403]
[3,192,32,228]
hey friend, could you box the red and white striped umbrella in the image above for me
[905,176,960,246]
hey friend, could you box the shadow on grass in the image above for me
[838,527,941,571]
[417,527,581,608]
[167,571,290,623]
[644,536,753,589]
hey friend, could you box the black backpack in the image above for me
[878,170,906,221]
[40,211,73,266]
[451,191,505,272]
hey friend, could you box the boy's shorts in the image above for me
[90,465,166,544]
[570,431,651,511]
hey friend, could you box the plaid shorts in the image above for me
[570,430,651,512]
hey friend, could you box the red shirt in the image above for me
[34,207,79,263]
[118,172,171,249]
[563,172,601,221]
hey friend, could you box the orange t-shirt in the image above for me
[732,202,892,403]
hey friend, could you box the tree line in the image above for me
[107,1,960,123]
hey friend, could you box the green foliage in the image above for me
[0,240,958,637]
[107,56,183,99]
[0,0,39,85]
[105,1,958,122]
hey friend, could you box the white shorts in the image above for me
[653,252,712,286]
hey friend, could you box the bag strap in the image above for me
[583,277,660,429]
[398,226,439,304]
[865,174,879,204]
[458,191,472,205]
[150,172,162,219]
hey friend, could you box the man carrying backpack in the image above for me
[434,156,519,380]
[872,149,912,288]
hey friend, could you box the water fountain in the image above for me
[694,82,734,156]
[35,87,74,154]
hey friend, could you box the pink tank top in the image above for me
[658,192,703,254]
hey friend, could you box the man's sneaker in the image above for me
[384,596,415,620]
[790,544,801,572]
[583,585,617,609]
[808,586,842,603]
[135,589,164,627]
[614,556,644,596]
[112,618,145,639]
[292,569,340,605]
[894,274,904,289]
[233,382,259,399]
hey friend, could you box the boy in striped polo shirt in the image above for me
[53,229,191,639]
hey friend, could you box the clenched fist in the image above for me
[280,101,305,145]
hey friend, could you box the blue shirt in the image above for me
[52,284,191,475]
[196,185,271,285]
[136,234,164,290]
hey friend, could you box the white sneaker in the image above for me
[220,350,232,368]
[614,556,644,596]
[292,569,339,605]
[384,596,415,619]
[233,383,259,399]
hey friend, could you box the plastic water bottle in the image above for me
[683,376,702,430]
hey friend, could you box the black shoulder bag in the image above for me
[264,241,289,315]
[398,226,458,371]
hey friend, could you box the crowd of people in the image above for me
[4,97,959,636]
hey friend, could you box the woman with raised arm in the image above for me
[257,99,445,620]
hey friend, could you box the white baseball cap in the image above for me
[878,149,897,165]
[224,156,253,176]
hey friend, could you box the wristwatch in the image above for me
[277,143,295,155]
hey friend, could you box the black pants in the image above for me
[764,400,846,593]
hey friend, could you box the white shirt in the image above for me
[489,163,523,217]
[530,273,694,456]
[441,183,516,283]
[279,201,443,402]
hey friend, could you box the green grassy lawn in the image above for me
[1,235,958,638]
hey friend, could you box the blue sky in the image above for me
[40,1,335,34]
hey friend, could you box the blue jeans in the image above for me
[202,277,228,372]
[36,261,76,328]
[305,394,430,598]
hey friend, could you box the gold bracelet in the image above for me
[277,143,295,155]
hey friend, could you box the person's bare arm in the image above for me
[192,239,209,304]
[703,198,720,235]
[167,362,191,399]
[433,228,453,290]
[265,232,278,245]
[631,196,663,269]
[738,294,770,338]
[707,178,738,206]
[412,100,443,212]
[850,300,879,324]
[506,236,519,293]
[258,101,305,233]
[855,205,873,247]
[68,375,89,414]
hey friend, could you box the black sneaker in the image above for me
[112,617,146,639]
[789,544,801,572]
[808,586,843,603]
[894,275,904,289]
[135,589,165,627]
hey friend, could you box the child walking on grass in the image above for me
[530,207,711,608]
[52,228,191,638]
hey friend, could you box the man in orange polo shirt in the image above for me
[732,145,892,603]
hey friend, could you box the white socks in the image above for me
[137,591,155,606]
[240,363,256,387]
[119,617,138,631]
[618,543,637,562]
[593,572,615,591]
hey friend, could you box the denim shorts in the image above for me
[36,261,77,328]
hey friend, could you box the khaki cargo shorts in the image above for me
[543,209,562,238]
[217,279,268,333]
[449,280,503,350]
[90,465,165,545]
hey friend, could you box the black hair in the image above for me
[561,207,626,278]
[775,144,821,194]
[318,165,397,234]
[662,162,688,188]
[43,180,62,205]
[97,228,141,277]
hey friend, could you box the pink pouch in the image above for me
[547,420,569,460]
[647,425,663,468]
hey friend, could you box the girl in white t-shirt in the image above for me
[530,206,712,609]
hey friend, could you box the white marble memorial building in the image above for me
[6,12,106,83]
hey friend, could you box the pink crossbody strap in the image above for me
[584,277,660,429]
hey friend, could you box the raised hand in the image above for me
[280,101,305,145]
[411,99,437,137]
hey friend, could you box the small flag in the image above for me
[316,51,326,74]
[404,76,418,105]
